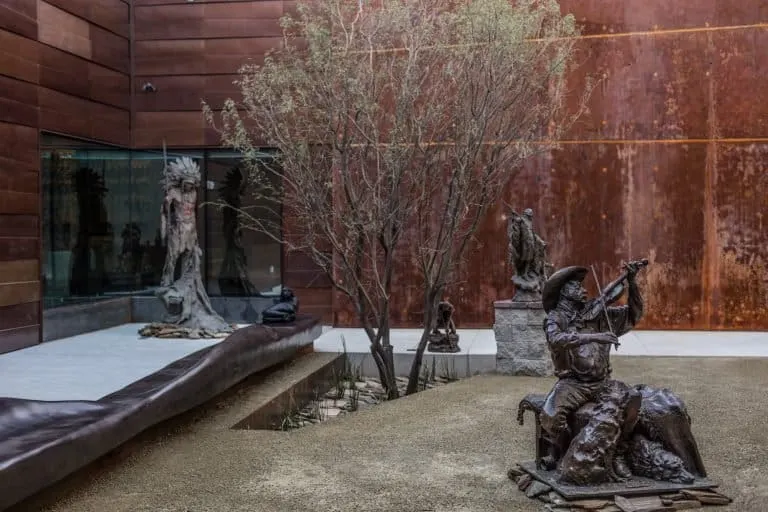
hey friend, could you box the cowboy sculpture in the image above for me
[538,260,646,477]
[523,258,709,487]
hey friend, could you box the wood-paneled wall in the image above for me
[132,0,333,323]
[0,0,130,353]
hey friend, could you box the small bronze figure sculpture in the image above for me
[427,301,460,353]
[507,208,550,301]
[262,287,299,324]
[512,258,721,504]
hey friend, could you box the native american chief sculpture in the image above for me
[516,259,709,490]
[140,156,233,338]
[507,208,549,300]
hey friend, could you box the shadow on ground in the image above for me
[29,357,768,511]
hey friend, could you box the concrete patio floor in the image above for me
[30,356,768,512]
[0,323,238,401]
[314,326,768,377]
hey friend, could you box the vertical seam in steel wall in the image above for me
[37,113,43,341]
[129,0,135,149]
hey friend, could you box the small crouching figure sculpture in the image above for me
[427,300,460,353]
[261,287,299,324]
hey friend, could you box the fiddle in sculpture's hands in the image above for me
[623,259,648,281]
[582,332,620,348]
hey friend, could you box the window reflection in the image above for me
[204,150,282,296]
[41,134,131,307]
[40,134,282,309]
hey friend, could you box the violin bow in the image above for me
[590,263,618,350]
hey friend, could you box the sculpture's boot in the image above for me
[540,426,571,471]
[613,386,641,479]
[612,440,633,479]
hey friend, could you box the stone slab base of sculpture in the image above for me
[427,332,460,353]
[495,207,553,376]
[494,300,553,376]
[508,463,729,510]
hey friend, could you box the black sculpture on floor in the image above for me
[262,287,299,324]
[427,300,460,353]
[511,258,722,505]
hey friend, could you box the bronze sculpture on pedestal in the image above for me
[511,258,729,507]
[427,301,460,353]
[507,208,550,301]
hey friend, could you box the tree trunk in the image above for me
[405,293,438,395]
[369,341,399,399]
[405,328,431,395]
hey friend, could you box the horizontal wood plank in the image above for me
[0,28,40,83]
[0,76,39,127]
[37,0,92,60]
[0,238,38,261]
[0,168,38,195]
[0,260,39,284]
[134,0,286,5]
[0,191,39,215]
[0,325,39,354]
[134,74,241,111]
[89,23,130,73]
[0,302,40,331]
[38,87,129,146]
[134,40,206,76]
[39,44,130,109]
[135,3,283,40]
[0,280,40,307]
[43,0,129,38]
[0,215,38,238]
[133,111,206,147]
[0,0,37,40]
[0,122,38,171]
[135,38,272,76]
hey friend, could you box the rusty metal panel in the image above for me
[558,0,763,35]
[713,143,768,329]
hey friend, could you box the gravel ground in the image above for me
[31,357,768,512]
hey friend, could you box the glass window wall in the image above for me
[40,134,282,309]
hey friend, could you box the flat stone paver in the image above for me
[0,324,237,401]
[28,356,768,512]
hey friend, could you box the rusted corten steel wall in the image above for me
[333,1,768,330]
[131,1,766,330]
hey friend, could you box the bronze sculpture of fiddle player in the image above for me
[538,259,649,478]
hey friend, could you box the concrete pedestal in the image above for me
[493,299,553,377]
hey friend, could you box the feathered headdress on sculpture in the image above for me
[163,156,201,189]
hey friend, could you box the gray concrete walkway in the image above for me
[0,324,234,401]
[314,327,768,376]
[2,324,767,401]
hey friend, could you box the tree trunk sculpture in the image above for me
[139,156,233,339]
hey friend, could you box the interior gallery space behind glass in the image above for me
[40,133,282,311]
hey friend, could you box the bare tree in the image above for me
[204,0,591,399]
